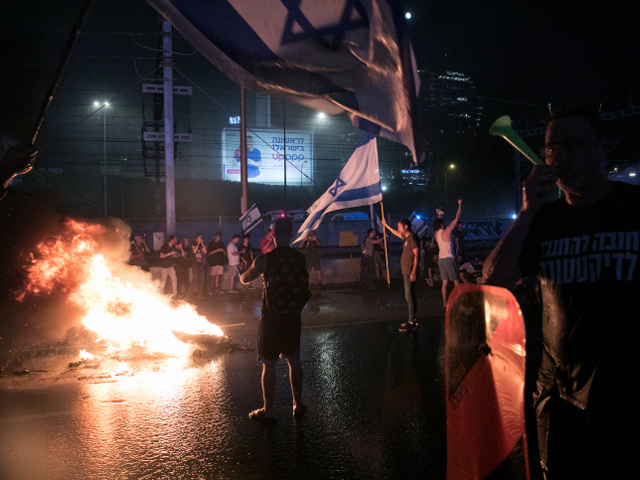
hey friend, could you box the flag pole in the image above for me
[380,202,391,289]
[32,0,94,144]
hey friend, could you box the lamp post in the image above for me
[444,163,455,213]
[94,100,109,216]
[300,160,307,186]
[311,112,326,196]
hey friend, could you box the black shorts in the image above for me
[306,258,321,271]
[257,313,302,362]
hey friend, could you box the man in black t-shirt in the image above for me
[129,234,151,272]
[207,232,226,293]
[159,235,179,295]
[240,217,311,424]
[484,106,640,479]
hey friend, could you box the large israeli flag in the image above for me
[293,133,381,244]
[147,0,424,163]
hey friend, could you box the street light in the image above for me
[311,112,329,196]
[444,163,456,213]
[94,100,109,215]
[300,160,307,186]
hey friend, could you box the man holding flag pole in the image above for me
[381,216,420,332]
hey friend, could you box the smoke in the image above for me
[16,218,134,300]
[11,216,222,357]
[4,218,140,348]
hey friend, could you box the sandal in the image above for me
[293,404,307,420]
[249,408,276,425]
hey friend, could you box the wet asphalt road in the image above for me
[0,283,448,480]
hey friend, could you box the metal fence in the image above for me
[123,215,507,269]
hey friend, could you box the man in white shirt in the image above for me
[226,234,241,292]
[433,198,462,308]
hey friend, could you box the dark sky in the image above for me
[406,0,639,109]
[1,0,638,138]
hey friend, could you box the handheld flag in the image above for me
[239,203,263,234]
[146,0,424,163]
[293,133,381,244]
[409,212,428,237]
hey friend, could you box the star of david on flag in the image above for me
[147,0,424,163]
[293,133,381,244]
[329,177,347,197]
[239,203,263,233]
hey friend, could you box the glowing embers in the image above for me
[19,219,223,358]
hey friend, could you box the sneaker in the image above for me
[249,408,276,425]
[228,289,238,293]
[398,321,418,332]
[293,403,307,420]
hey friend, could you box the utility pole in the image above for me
[103,105,107,215]
[142,21,192,231]
[514,151,521,214]
[240,87,248,214]
[283,99,287,211]
[163,21,176,236]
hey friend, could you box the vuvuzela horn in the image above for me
[489,115,543,165]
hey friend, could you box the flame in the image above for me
[79,349,94,361]
[18,219,223,357]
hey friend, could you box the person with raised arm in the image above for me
[433,197,462,309]
[382,217,420,332]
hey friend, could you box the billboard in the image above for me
[222,128,314,185]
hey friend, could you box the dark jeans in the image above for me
[362,256,375,287]
[189,263,206,297]
[402,274,417,322]
[176,265,190,294]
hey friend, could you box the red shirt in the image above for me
[260,235,275,254]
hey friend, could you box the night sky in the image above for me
[0,0,638,219]
[407,1,639,109]
[1,0,638,139]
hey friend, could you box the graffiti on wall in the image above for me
[459,219,513,241]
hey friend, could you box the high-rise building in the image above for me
[421,68,483,135]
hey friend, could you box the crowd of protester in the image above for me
[129,217,489,301]
[129,229,267,298]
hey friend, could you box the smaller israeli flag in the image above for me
[240,204,263,234]
[409,212,428,237]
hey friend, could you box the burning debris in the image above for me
[14,218,230,365]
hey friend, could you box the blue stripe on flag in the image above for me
[240,204,263,233]
[304,182,381,228]
[167,0,360,102]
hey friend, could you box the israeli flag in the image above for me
[409,212,428,237]
[147,0,424,163]
[239,203,263,234]
[293,133,381,244]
